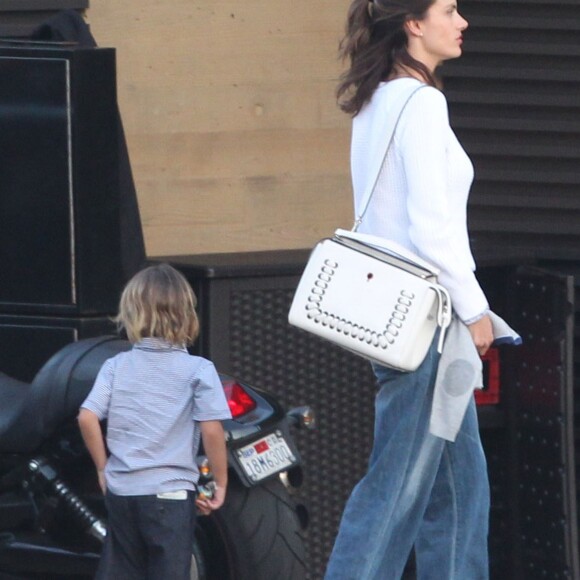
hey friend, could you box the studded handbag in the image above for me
[288,85,452,372]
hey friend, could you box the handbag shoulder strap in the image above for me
[353,83,428,232]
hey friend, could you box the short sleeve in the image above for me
[192,361,232,421]
[80,358,114,419]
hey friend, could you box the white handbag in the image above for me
[288,85,452,372]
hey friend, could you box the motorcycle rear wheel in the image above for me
[193,476,306,580]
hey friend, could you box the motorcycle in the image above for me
[0,336,312,579]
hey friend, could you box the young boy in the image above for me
[78,263,231,580]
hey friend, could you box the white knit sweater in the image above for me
[351,78,488,322]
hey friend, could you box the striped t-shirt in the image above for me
[80,337,232,496]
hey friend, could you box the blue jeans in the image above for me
[324,340,490,580]
[96,491,196,580]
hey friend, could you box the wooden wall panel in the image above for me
[86,0,353,256]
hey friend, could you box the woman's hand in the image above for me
[467,315,494,356]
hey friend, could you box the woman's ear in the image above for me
[405,18,424,38]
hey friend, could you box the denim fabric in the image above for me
[96,491,196,580]
[324,339,490,580]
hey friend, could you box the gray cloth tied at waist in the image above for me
[430,311,522,442]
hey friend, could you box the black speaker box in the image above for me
[158,251,577,580]
[0,314,115,383]
[0,44,122,316]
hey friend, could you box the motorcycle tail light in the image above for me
[476,347,500,405]
[223,380,257,418]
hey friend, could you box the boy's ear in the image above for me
[405,18,424,38]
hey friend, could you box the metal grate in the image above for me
[227,285,377,579]
[168,254,577,578]
[224,283,515,579]
[506,268,577,578]
[539,261,580,570]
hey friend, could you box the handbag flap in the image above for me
[334,229,440,278]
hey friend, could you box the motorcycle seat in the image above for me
[0,336,130,454]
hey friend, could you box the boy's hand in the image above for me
[198,420,228,515]
[97,469,107,494]
[78,409,108,495]
[196,485,226,516]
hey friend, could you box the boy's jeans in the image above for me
[324,340,490,580]
[96,491,196,580]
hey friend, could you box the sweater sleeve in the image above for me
[397,88,488,322]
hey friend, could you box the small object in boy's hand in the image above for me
[199,458,211,477]
[197,481,216,500]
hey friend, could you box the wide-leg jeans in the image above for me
[324,340,490,580]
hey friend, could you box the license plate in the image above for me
[234,432,296,482]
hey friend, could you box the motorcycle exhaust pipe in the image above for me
[28,458,107,543]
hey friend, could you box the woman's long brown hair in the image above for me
[337,0,437,116]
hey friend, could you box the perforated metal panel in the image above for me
[544,262,580,550]
[160,253,578,579]
[506,267,577,579]
[219,276,531,579]
[162,254,578,580]
[205,277,378,580]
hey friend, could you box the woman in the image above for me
[325,1,493,579]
